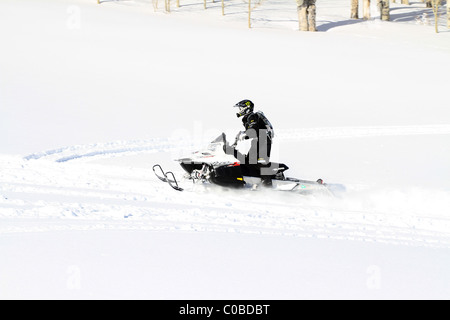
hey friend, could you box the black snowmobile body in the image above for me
[180,159,289,189]
[154,133,345,196]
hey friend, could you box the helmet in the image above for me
[234,99,254,118]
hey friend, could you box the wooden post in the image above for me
[204,0,207,9]
[222,0,225,15]
[177,0,180,7]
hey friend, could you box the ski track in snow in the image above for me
[23,125,450,163]
[1,125,450,247]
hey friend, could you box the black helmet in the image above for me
[234,99,254,118]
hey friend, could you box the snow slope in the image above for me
[1,0,450,299]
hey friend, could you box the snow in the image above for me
[1,0,450,299]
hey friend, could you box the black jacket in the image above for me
[242,111,274,141]
[239,111,274,164]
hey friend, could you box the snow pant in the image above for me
[229,137,273,185]
[296,0,316,31]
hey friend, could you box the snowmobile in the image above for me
[153,133,345,196]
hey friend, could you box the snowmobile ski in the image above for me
[152,164,183,191]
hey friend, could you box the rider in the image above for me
[227,99,275,184]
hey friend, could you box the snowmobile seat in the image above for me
[240,162,289,178]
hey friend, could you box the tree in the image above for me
[379,0,390,20]
[166,0,171,12]
[448,0,450,28]
[248,0,252,28]
[351,0,359,19]
[363,0,371,20]
[297,0,317,31]
[430,0,442,33]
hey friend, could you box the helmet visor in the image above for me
[235,105,251,118]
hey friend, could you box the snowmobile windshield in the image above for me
[210,133,227,144]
